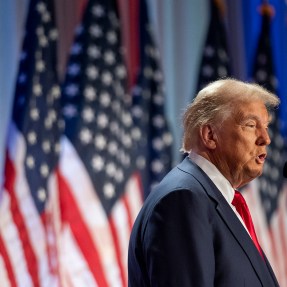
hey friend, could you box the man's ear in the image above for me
[199,124,217,149]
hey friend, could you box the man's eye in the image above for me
[246,123,256,128]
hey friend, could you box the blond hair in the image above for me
[181,78,280,153]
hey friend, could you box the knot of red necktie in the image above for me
[232,190,264,258]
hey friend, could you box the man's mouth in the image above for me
[256,153,267,164]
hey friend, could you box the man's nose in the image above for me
[257,127,271,146]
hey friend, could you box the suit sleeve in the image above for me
[142,189,215,287]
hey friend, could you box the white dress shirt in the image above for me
[189,151,250,234]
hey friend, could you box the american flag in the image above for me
[196,0,231,92]
[242,5,287,287]
[131,0,173,198]
[58,0,143,286]
[0,0,61,286]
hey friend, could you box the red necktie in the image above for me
[232,190,264,258]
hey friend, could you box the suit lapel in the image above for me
[178,158,279,287]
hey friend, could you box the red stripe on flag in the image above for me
[122,193,133,231]
[0,233,17,287]
[4,152,40,287]
[56,169,109,287]
[109,216,127,287]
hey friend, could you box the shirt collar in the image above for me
[188,151,235,205]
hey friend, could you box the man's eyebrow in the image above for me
[239,114,271,125]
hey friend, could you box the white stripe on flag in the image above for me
[59,136,122,286]
[8,123,51,287]
[0,190,32,287]
[60,225,98,287]
[0,254,12,287]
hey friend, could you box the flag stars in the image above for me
[97,113,109,128]
[104,50,115,65]
[202,65,214,77]
[106,30,117,45]
[91,155,105,171]
[37,188,47,202]
[131,127,141,141]
[49,28,58,41]
[65,83,79,97]
[86,65,99,80]
[103,183,115,199]
[79,128,93,144]
[20,51,27,61]
[36,60,45,72]
[204,45,215,57]
[26,156,35,168]
[40,164,49,177]
[51,85,60,98]
[68,63,81,76]
[63,104,78,118]
[99,92,111,107]
[87,45,101,59]
[106,162,116,177]
[75,24,84,36]
[153,138,164,151]
[39,35,48,47]
[110,121,119,134]
[101,71,113,85]
[70,43,82,55]
[84,86,97,101]
[33,83,42,96]
[92,4,104,17]
[18,73,27,84]
[108,141,117,155]
[82,107,95,123]
[153,115,164,128]
[89,24,102,38]
[122,113,132,127]
[151,159,164,174]
[115,169,124,183]
[122,134,132,149]
[153,94,164,105]
[256,69,267,81]
[94,134,107,150]
[42,141,51,153]
[27,131,37,145]
[116,65,127,79]
[37,2,46,13]
[55,142,61,154]
[42,11,51,23]
[30,108,39,120]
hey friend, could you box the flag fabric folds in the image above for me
[131,0,173,198]
[196,0,231,92]
[58,0,143,285]
[242,6,287,287]
[0,0,62,286]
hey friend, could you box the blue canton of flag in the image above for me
[1,0,61,286]
[251,9,286,223]
[62,0,141,215]
[131,0,173,197]
[196,0,231,92]
[59,0,144,285]
[12,0,62,212]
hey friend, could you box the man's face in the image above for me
[213,100,271,188]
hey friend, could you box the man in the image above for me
[128,79,280,286]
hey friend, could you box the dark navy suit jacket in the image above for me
[128,157,279,286]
